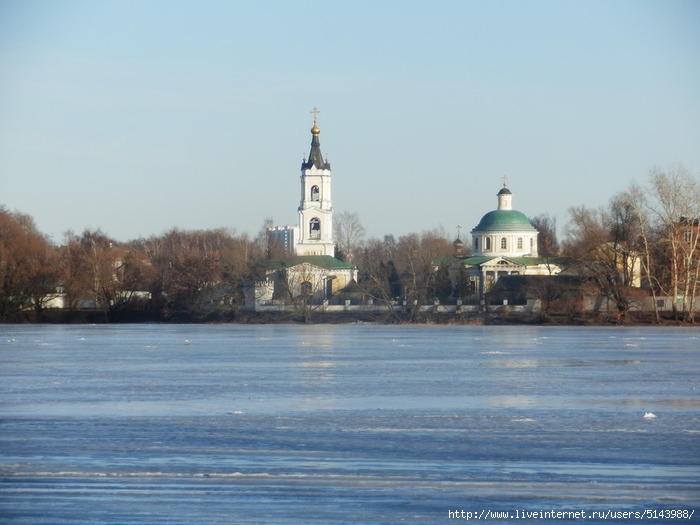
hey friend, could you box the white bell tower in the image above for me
[295,107,335,257]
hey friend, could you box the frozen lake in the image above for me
[1,324,699,523]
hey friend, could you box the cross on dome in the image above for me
[303,107,329,170]
[310,107,321,136]
[310,106,320,124]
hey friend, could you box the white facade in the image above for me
[295,118,335,257]
[472,231,539,258]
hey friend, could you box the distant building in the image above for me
[267,225,297,257]
[249,109,357,310]
[294,110,335,257]
[441,181,566,302]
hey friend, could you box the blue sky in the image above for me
[2,0,699,243]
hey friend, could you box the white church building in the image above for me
[246,109,357,309]
[295,112,335,257]
[446,181,565,301]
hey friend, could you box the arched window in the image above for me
[310,185,320,202]
[474,238,479,251]
[530,238,534,250]
[301,281,312,295]
[485,237,491,251]
[500,237,507,250]
[309,217,321,238]
[517,237,523,250]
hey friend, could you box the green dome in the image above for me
[472,210,537,233]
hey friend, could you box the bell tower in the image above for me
[295,107,335,257]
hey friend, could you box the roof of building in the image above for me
[462,256,552,266]
[301,120,331,170]
[472,209,537,233]
[269,255,356,271]
[435,255,569,268]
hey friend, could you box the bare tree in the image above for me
[140,227,269,315]
[647,164,700,321]
[335,211,366,263]
[607,194,644,288]
[622,183,662,322]
[531,213,559,256]
[108,243,156,315]
[358,229,452,322]
[0,208,59,320]
[564,202,636,320]
[394,229,453,319]
[60,230,120,320]
[259,217,288,260]
[220,232,267,305]
[357,237,402,321]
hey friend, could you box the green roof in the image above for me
[269,255,356,271]
[460,256,569,267]
[472,210,537,233]
[435,255,570,268]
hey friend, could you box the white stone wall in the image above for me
[296,165,335,257]
[473,232,538,257]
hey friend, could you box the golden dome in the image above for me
[311,123,320,135]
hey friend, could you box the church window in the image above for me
[500,237,507,250]
[485,237,491,251]
[517,237,523,250]
[530,238,534,250]
[311,185,320,202]
[309,217,321,238]
[300,281,313,298]
[474,238,479,251]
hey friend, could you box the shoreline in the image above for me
[5,309,696,327]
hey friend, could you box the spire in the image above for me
[302,107,330,170]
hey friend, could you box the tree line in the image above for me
[563,163,699,322]
[1,163,698,322]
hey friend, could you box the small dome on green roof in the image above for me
[472,209,537,232]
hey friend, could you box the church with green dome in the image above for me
[471,182,539,257]
[446,181,565,303]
